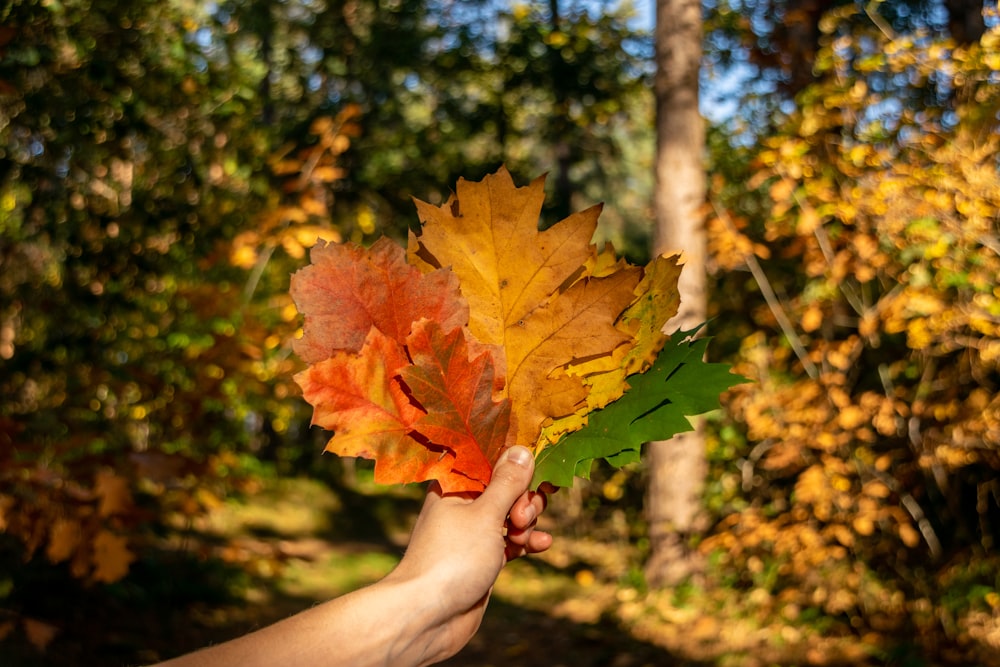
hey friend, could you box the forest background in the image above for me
[2,0,1000,664]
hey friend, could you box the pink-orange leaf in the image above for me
[291,236,467,363]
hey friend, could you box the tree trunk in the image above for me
[644,0,707,588]
[944,0,986,45]
[547,0,575,223]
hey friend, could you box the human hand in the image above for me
[385,445,554,665]
[149,447,553,667]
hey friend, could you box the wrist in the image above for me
[375,568,455,666]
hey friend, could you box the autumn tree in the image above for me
[0,0,352,653]
[702,3,1000,660]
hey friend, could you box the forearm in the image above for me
[154,573,449,667]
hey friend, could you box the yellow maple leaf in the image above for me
[408,167,646,447]
[409,168,601,348]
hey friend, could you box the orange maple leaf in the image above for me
[94,469,133,517]
[45,517,82,564]
[22,618,58,652]
[401,319,511,488]
[90,529,135,584]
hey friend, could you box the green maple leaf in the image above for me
[532,325,747,489]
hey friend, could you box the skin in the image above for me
[152,445,553,667]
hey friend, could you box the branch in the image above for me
[711,198,819,379]
[864,1,897,41]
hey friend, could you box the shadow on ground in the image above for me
[2,470,694,667]
[2,563,700,667]
[442,597,706,667]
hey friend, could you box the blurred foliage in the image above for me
[218,0,655,251]
[702,0,987,139]
[702,2,1000,662]
[4,0,1000,663]
[0,0,652,658]
[0,0,326,649]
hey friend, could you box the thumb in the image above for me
[474,446,534,520]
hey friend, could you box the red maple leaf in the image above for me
[401,319,511,490]
[296,327,459,486]
[291,237,513,492]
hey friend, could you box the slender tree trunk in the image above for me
[644,0,707,588]
[547,0,574,222]
[254,0,275,126]
[944,0,986,45]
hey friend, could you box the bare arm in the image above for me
[153,445,552,667]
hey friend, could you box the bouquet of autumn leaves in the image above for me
[291,167,739,492]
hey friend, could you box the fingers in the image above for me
[508,488,547,530]
[505,521,552,550]
[456,445,555,562]
[504,527,553,560]
[522,528,553,553]
[504,485,553,560]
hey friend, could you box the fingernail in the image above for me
[504,445,532,467]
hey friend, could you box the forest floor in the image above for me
[10,475,995,666]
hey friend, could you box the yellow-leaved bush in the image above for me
[705,8,1000,660]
